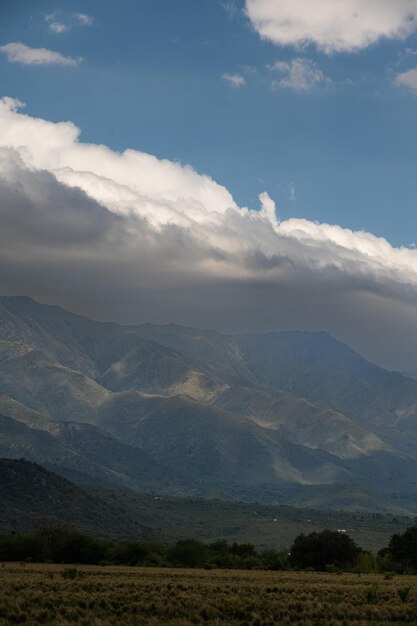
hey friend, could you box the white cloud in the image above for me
[0,43,80,66]
[48,22,70,34]
[245,0,417,53]
[222,73,246,87]
[395,66,417,91]
[45,11,94,33]
[270,58,328,92]
[220,1,239,18]
[75,13,94,26]
[0,98,237,228]
[1,97,417,367]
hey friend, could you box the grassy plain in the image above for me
[1,563,417,625]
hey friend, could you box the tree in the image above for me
[261,549,290,571]
[167,539,207,568]
[290,529,360,571]
[387,526,417,571]
[231,542,256,558]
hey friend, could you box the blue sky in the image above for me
[3,1,417,367]
[2,0,417,246]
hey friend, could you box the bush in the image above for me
[397,586,411,603]
[365,583,379,604]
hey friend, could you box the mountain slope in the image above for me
[97,392,417,495]
[0,458,149,538]
[0,296,218,398]
[0,412,193,494]
[134,323,417,450]
[0,340,110,422]
[0,393,50,426]
[237,331,417,428]
[211,385,392,460]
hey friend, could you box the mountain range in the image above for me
[0,294,417,510]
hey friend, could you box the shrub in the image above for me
[397,586,411,603]
[365,584,379,604]
[61,567,78,580]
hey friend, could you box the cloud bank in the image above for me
[1,97,417,368]
[245,0,417,53]
[0,43,80,66]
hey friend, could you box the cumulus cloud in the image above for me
[270,58,328,92]
[45,11,94,33]
[0,43,80,66]
[395,66,417,91]
[1,97,417,368]
[222,73,246,87]
[245,0,417,53]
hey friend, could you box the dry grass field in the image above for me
[1,563,417,625]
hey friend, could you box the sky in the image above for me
[2,0,417,369]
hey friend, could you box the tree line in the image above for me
[1,525,417,572]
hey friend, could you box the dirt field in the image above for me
[1,563,417,625]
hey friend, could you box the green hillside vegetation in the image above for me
[0,460,413,551]
[0,458,151,539]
